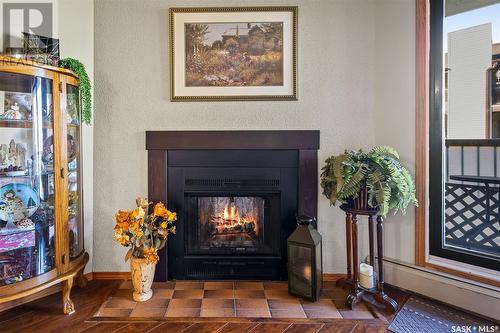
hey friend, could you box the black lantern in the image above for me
[287,215,322,301]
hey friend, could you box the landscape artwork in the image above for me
[184,22,284,87]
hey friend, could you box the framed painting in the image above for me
[169,7,297,101]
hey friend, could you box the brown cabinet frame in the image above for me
[0,56,88,314]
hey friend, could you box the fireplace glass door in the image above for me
[186,195,280,255]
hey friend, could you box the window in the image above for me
[429,0,500,271]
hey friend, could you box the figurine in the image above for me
[15,217,34,229]
[0,140,26,168]
[0,189,27,222]
[1,103,26,120]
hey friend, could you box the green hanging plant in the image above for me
[320,146,418,217]
[58,58,92,124]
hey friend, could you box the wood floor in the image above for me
[0,280,409,333]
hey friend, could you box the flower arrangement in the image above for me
[113,198,177,264]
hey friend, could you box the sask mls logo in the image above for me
[1,2,53,50]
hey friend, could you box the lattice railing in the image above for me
[445,182,500,257]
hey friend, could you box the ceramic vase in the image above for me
[130,257,156,301]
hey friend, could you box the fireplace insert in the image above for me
[186,195,280,256]
[166,150,298,280]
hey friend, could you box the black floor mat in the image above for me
[388,296,498,333]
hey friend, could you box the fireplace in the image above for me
[146,131,320,281]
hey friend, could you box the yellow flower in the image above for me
[136,197,150,209]
[153,202,169,218]
[115,210,132,231]
[160,221,167,229]
[167,212,177,222]
[113,232,130,246]
[131,206,145,221]
[136,229,143,238]
[129,220,140,232]
[143,247,159,264]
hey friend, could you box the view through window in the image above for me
[432,0,500,270]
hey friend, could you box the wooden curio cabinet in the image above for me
[0,56,88,314]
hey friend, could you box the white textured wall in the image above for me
[93,0,378,273]
[448,24,492,139]
[58,0,94,274]
[373,0,416,264]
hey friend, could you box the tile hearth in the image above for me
[94,280,377,320]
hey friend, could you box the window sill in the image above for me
[425,256,500,288]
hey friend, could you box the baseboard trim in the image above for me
[323,273,346,281]
[384,260,500,321]
[92,272,131,280]
[89,272,346,281]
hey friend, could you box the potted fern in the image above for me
[320,146,417,216]
[58,58,92,124]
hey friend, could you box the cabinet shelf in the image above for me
[0,171,55,179]
[0,119,80,129]
[0,224,35,237]
[0,119,53,129]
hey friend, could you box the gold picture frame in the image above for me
[169,6,297,101]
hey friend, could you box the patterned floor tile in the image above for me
[172,289,204,299]
[235,298,269,309]
[202,298,234,308]
[204,281,234,290]
[154,289,174,298]
[166,307,201,317]
[203,289,234,299]
[174,281,204,290]
[201,307,236,317]
[234,289,266,299]
[267,298,302,309]
[236,308,271,318]
[96,307,133,317]
[265,289,297,299]
[304,308,342,319]
[234,281,264,290]
[152,281,176,289]
[130,306,167,317]
[168,298,202,308]
[263,281,288,290]
[137,297,170,308]
[94,279,381,320]
[270,308,307,318]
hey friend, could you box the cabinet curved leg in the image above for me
[63,277,75,315]
[76,268,87,288]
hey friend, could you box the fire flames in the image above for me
[211,201,258,234]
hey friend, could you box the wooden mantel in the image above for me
[145,130,320,150]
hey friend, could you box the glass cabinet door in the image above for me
[0,72,56,285]
[65,83,83,259]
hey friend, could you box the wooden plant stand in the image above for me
[336,204,398,313]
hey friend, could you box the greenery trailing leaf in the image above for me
[58,58,92,124]
[320,146,418,217]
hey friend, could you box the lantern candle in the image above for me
[287,215,322,301]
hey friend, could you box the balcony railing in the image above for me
[445,139,500,259]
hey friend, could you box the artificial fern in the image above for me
[58,58,92,124]
[320,146,418,216]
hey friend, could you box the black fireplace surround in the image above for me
[146,131,320,281]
